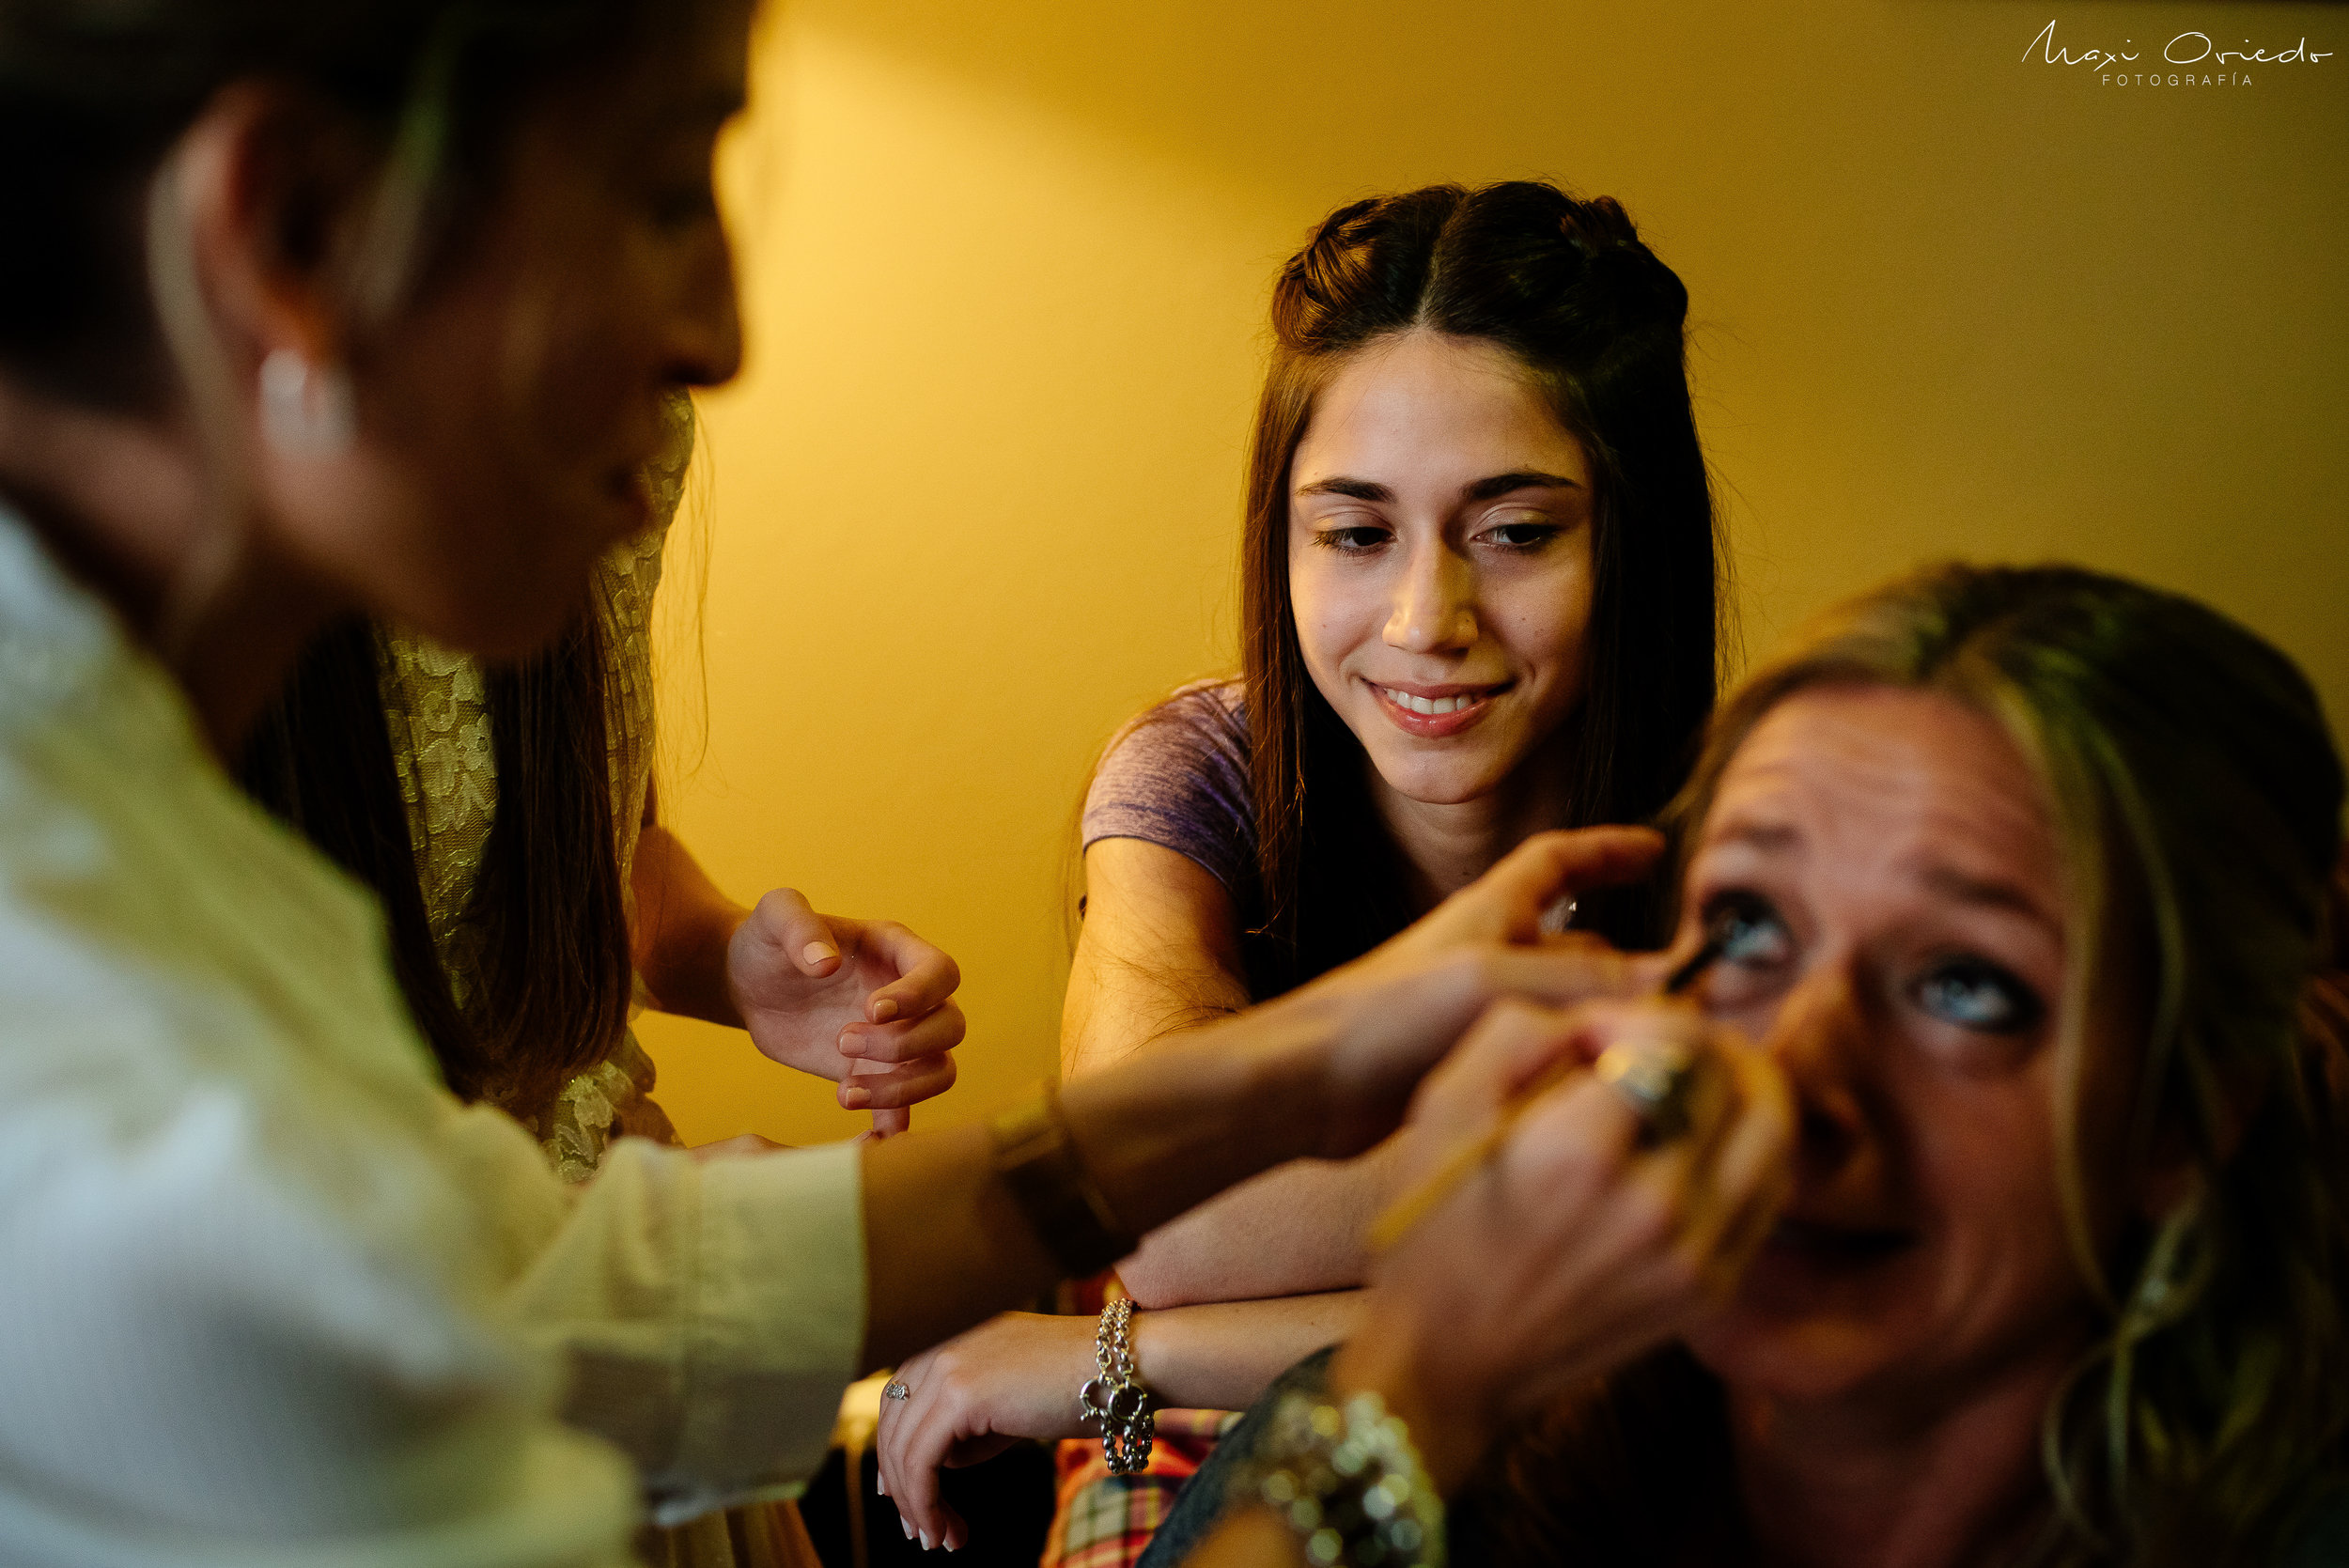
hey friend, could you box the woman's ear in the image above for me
[163,81,381,386]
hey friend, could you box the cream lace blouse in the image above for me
[379,395,690,1181]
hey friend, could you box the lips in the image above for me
[1366,678,1511,738]
[599,462,654,536]
[1763,1218,1919,1267]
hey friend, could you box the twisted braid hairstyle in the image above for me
[1239,180,1718,991]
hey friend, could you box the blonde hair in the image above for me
[1664,563,2349,1563]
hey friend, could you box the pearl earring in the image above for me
[258,348,356,458]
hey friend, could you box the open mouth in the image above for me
[1764,1219,1919,1267]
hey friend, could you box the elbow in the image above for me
[1113,1234,1215,1311]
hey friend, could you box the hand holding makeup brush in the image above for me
[1332,995,1794,1493]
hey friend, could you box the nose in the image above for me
[667,227,744,388]
[1382,538,1478,655]
[1759,957,1881,1189]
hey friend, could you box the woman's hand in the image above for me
[874,1312,1097,1552]
[1333,995,1794,1491]
[726,890,964,1136]
[1258,826,1671,1160]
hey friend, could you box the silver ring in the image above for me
[1594,1039,1698,1141]
[883,1380,911,1401]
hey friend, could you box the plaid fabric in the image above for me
[1040,1410,1238,1568]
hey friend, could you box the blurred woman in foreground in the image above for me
[0,1,1666,1561]
[1158,564,2349,1568]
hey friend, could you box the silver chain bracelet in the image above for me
[1075,1297,1154,1474]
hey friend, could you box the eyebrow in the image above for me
[1920,865,2059,930]
[1293,470,1584,505]
[1707,820,1800,855]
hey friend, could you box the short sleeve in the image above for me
[1081,681,1255,899]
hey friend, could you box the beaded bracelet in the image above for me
[1240,1389,1446,1568]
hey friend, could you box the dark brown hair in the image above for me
[0,0,691,1104]
[0,0,668,409]
[1239,180,1718,990]
[239,611,632,1108]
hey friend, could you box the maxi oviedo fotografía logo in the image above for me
[2023,19,2332,86]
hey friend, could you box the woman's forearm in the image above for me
[1119,1146,1399,1308]
[859,1013,1330,1371]
[630,819,750,1027]
[1133,1291,1369,1411]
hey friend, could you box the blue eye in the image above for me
[1913,959,2044,1034]
[1705,893,1792,969]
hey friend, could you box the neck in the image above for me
[0,377,340,757]
[1727,1339,2080,1568]
[1366,725,1577,911]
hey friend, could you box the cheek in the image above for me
[1287,551,1376,682]
[1914,1088,2078,1306]
[1490,562,1593,703]
[518,265,654,465]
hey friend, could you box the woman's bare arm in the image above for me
[1066,838,1401,1305]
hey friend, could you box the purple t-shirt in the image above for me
[1081,678,1254,899]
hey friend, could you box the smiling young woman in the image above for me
[872,180,1719,1560]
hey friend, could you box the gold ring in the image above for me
[1593,1039,1699,1141]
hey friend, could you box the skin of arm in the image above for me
[859,825,1669,1374]
[1067,837,1399,1306]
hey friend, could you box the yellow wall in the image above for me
[639,0,2349,1146]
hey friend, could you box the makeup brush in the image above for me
[1363,922,1730,1254]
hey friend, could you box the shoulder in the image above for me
[1083,679,1253,897]
[1100,677,1249,770]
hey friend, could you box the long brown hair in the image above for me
[1240,181,1719,990]
[241,604,633,1108]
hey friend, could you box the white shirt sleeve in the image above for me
[505,1135,867,1526]
[0,513,873,1567]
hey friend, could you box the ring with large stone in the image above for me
[883,1380,911,1401]
[1593,1039,1699,1142]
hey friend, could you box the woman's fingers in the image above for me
[1437,826,1666,944]
[877,1351,965,1549]
[747,887,844,975]
[1688,1044,1796,1295]
[839,999,967,1063]
[838,1050,958,1111]
[860,921,963,1025]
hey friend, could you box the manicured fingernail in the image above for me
[803,941,837,967]
[920,1532,934,1551]
[842,1085,871,1110]
[876,1471,887,1496]
[901,1518,913,1540]
[871,997,898,1023]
